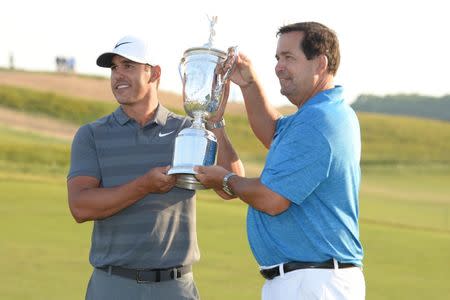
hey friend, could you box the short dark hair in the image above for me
[277,22,340,76]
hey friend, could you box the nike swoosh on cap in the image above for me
[114,41,132,49]
[158,130,175,137]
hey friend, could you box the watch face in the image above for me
[222,186,234,196]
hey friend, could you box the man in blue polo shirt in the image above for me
[195,22,365,299]
[67,35,244,299]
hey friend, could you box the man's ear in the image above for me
[315,54,328,74]
[149,65,161,83]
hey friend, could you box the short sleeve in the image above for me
[261,122,331,205]
[67,124,101,180]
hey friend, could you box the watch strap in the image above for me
[205,118,225,130]
[222,172,237,196]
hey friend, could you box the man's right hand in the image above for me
[142,166,177,193]
[228,52,257,89]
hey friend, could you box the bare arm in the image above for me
[230,53,282,148]
[213,127,244,177]
[195,165,290,215]
[67,166,176,223]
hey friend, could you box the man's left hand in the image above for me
[194,165,228,190]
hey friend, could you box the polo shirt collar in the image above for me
[153,104,169,127]
[113,106,130,126]
[113,104,170,127]
[302,85,344,109]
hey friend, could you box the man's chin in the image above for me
[114,95,130,104]
[116,99,132,105]
[280,88,288,97]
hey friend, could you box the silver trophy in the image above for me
[168,16,238,190]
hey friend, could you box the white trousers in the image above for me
[261,267,365,300]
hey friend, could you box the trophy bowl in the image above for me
[181,47,229,120]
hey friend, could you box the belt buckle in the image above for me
[136,270,154,283]
[260,268,277,280]
[170,267,181,279]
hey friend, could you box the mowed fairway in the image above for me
[1,168,449,299]
[0,176,263,300]
[359,167,450,299]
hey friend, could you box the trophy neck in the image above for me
[192,111,205,129]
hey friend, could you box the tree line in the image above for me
[351,94,450,122]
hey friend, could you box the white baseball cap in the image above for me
[96,35,155,68]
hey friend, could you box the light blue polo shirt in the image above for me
[247,86,364,267]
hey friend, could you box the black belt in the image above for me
[260,260,358,280]
[97,265,192,283]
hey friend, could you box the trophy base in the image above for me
[168,166,196,175]
[167,125,217,191]
[175,174,206,190]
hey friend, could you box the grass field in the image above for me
[1,125,449,300]
[1,172,449,300]
[1,82,450,299]
[361,166,450,232]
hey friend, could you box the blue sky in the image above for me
[1,0,448,106]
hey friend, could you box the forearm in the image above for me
[68,166,175,223]
[213,128,245,176]
[68,175,150,223]
[240,80,281,149]
[229,176,290,215]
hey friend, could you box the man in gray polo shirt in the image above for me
[67,35,244,299]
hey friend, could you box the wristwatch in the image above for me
[205,118,225,130]
[222,172,237,196]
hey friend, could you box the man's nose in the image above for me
[275,62,284,76]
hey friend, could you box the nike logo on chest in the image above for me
[158,130,175,137]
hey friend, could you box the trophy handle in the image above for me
[222,46,238,83]
[178,57,186,81]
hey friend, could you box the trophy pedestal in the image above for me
[168,125,217,190]
[174,174,207,190]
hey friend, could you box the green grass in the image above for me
[361,166,450,232]
[0,126,69,175]
[1,174,449,300]
[0,126,449,300]
[195,191,263,299]
[362,223,450,300]
[0,67,108,80]
[0,177,92,299]
[359,112,450,164]
[2,85,450,168]
[0,84,116,125]
[0,176,260,300]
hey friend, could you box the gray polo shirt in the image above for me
[68,105,199,269]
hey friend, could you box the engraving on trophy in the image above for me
[185,65,207,103]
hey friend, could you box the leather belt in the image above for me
[97,265,192,283]
[260,260,358,280]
